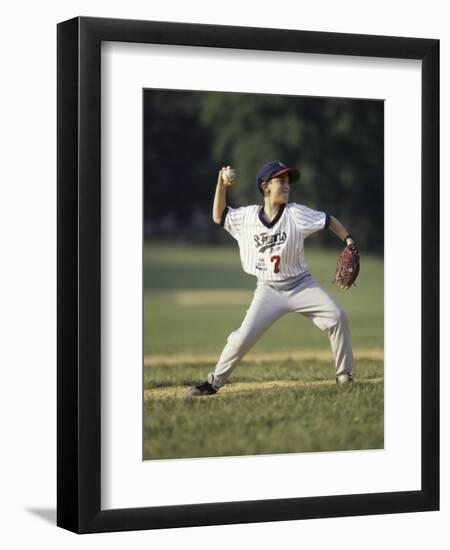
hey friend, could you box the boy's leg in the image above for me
[288,277,353,377]
[210,284,288,388]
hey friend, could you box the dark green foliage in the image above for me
[144,90,383,252]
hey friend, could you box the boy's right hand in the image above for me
[218,165,235,187]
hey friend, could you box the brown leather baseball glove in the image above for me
[334,243,360,289]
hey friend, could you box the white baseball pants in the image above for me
[210,274,353,388]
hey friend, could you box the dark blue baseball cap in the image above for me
[256,161,300,192]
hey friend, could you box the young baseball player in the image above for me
[189,161,358,396]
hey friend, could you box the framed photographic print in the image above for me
[57,16,439,533]
[141,88,384,462]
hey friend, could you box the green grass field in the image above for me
[143,241,384,460]
[144,360,383,459]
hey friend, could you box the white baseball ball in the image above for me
[223,167,236,183]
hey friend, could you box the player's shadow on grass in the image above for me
[26,507,56,525]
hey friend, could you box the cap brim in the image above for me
[270,167,300,182]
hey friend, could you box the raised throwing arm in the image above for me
[212,166,234,224]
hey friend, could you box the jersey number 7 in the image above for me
[271,255,281,273]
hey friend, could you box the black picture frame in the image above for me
[57,16,439,534]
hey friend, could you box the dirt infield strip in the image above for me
[144,348,383,367]
[144,377,383,400]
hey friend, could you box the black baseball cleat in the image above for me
[188,374,218,396]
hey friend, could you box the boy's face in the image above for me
[264,173,291,203]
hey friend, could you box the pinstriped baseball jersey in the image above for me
[221,203,329,281]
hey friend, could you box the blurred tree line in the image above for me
[144,90,383,254]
